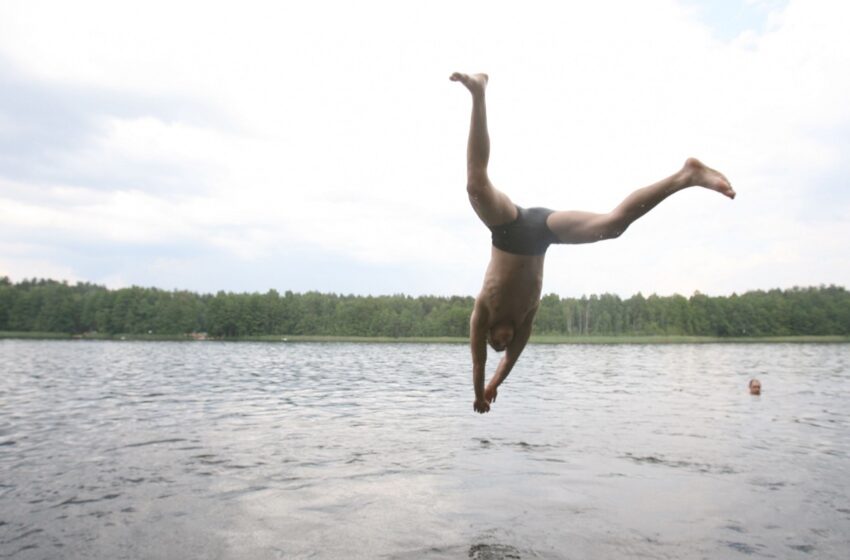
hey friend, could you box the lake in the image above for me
[1,340,848,559]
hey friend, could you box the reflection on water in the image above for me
[1,340,848,559]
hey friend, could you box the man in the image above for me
[749,379,762,395]
[450,72,736,414]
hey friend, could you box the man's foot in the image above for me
[450,72,489,97]
[683,157,736,199]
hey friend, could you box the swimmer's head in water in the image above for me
[749,378,761,395]
[488,323,514,352]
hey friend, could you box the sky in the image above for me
[1,0,848,298]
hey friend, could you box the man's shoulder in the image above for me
[471,296,489,318]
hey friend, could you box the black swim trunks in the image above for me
[489,205,559,256]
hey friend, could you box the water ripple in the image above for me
[0,340,848,559]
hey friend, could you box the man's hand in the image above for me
[474,398,490,414]
[484,384,498,403]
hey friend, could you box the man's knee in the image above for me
[606,227,625,240]
[466,174,490,198]
[599,212,629,240]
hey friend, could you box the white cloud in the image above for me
[0,242,80,283]
[0,0,848,296]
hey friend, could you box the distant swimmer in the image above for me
[451,72,736,414]
[749,379,762,395]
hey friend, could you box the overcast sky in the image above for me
[1,0,848,297]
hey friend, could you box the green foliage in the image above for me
[0,277,848,338]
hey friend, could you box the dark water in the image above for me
[1,340,848,559]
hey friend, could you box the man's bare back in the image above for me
[451,72,735,414]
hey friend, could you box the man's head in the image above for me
[749,378,761,395]
[488,322,514,352]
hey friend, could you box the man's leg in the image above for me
[546,158,735,244]
[450,72,517,227]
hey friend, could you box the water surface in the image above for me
[1,341,848,559]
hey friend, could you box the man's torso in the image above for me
[477,247,545,327]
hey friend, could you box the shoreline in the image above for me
[2,332,849,344]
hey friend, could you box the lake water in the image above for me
[1,340,848,559]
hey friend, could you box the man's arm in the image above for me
[484,309,535,403]
[469,303,490,413]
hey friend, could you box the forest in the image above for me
[1,277,849,338]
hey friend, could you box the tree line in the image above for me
[1,277,849,338]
